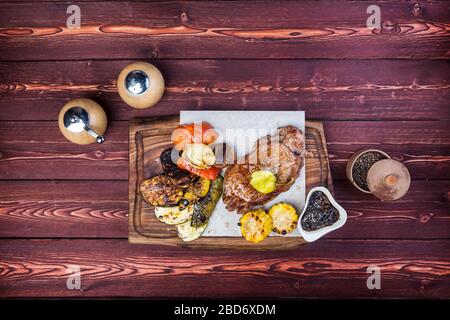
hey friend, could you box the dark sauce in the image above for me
[301,191,339,231]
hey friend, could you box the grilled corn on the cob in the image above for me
[240,209,273,243]
[268,203,298,235]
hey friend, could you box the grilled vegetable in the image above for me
[250,170,277,194]
[154,205,193,225]
[171,122,218,151]
[240,209,273,243]
[191,175,223,227]
[181,177,211,209]
[177,157,221,180]
[176,219,207,242]
[182,143,216,169]
[268,203,298,235]
[160,147,178,172]
[140,175,184,206]
[160,148,201,188]
[159,147,186,177]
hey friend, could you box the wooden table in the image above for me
[0,1,449,299]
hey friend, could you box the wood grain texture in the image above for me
[128,116,332,249]
[1,121,448,180]
[0,180,128,238]
[0,0,449,299]
[1,60,449,121]
[1,180,448,239]
[0,121,128,180]
[0,239,449,298]
[0,1,449,60]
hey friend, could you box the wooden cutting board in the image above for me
[129,115,333,250]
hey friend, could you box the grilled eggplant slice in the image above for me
[160,147,191,181]
[268,202,298,235]
[191,175,223,227]
[140,175,184,206]
[160,147,177,172]
[154,205,193,225]
[240,209,273,243]
[176,220,207,242]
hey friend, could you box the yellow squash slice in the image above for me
[240,209,273,243]
[268,203,298,235]
[182,177,211,205]
[250,170,276,194]
[154,205,193,225]
[176,220,207,242]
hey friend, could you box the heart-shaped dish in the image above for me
[298,186,347,242]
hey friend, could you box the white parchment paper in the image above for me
[180,111,305,237]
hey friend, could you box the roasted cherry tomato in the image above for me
[171,122,218,150]
[177,157,221,180]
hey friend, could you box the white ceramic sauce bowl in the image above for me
[298,186,347,242]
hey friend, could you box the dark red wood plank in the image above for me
[0,239,448,298]
[0,180,128,238]
[0,180,448,239]
[0,0,448,301]
[1,60,449,121]
[0,121,450,180]
[0,121,128,180]
[0,1,449,60]
[0,121,448,180]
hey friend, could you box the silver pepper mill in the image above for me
[64,107,104,143]
[58,98,107,145]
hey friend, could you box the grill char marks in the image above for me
[223,126,305,214]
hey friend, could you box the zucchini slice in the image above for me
[154,205,193,225]
[191,175,223,227]
[176,220,207,242]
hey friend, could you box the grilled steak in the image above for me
[222,126,305,213]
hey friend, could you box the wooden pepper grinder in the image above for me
[58,98,107,144]
[117,62,165,109]
[367,159,411,201]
